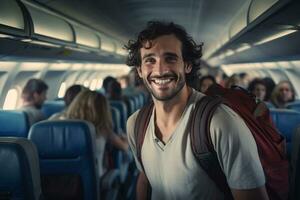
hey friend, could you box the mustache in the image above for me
[148,72,178,79]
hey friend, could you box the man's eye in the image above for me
[165,56,177,63]
[144,58,155,64]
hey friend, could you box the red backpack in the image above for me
[134,84,289,200]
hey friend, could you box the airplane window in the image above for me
[3,88,19,110]
[97,79,103,89]
[83,81,90,87]
[57,82,66,98]
[89,79,98,91]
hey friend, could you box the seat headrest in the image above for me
[41,100,65,118]
[28,120,96,159]
[270,109,300,141]
[0,137,41,200]
[0,110,29,137]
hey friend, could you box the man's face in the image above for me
[278,82,293,103]
[137,34,191,101]
[33,90,47,109]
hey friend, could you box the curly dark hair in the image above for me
[124,21,203,85]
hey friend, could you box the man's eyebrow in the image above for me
[164,52,179,58]
[142,53,155,60]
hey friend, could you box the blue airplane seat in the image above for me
[270,109,300,155]
[28,120,100,200]
[287,101,300,112]
[41,100,65,118]
[137,93,145,107]
[133,95,141,110]
[110,101,128,132]
[290,125,300,200]
[126,97,136,116]
[264,101,275,109]
[0,110,29,137]
[111,107,122,134]
[0,137,42,200]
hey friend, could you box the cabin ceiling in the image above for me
[33,0,247,55]
[2,0,298,65]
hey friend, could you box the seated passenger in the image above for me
[248,78,267,101]
[49,84,84,120]
[262,77,276,102]
[271,80,295,108]
[20,79,48,126]
[239,72,251,88]
[66,90,128,176]
[224,74,241,88]
[198,75,216,93]
[102,76,117,97]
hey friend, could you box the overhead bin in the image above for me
[116,45,127,56]
[0,0,24,30]
[23,1,74,42]
[248,0,279,23]
[73,25,100,49]
[229,2,249,38]
[99,34,116,53]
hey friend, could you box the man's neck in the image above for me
[153,86,192,143]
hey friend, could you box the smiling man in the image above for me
[125,21,269,200]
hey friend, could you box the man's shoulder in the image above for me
[127,109,141,137]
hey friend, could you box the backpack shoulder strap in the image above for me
[190,95,233,199]
[134,103,154,200]
[134,102,154,171]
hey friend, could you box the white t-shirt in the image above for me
[127,89,265,200]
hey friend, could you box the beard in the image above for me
[143,72,186,101]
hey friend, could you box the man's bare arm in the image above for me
[231,186,269,200]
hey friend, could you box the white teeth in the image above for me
[153,79,172,85]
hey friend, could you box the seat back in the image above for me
[28,120,99,200]
[0,110,29,137]
[287,102,300,112]
[290,125,300,200]
[0,137,41,200]
[111,107,122,134]
[270,109,300,155]
[41,100,65,118]
[110,101,128,132]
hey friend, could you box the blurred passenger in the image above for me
[239,72,251,88]
[271,80,295,108]
[198,75,216,93]
[224,74,241,88]
[102,76,117,96]
[107,80,122,100]
[248,78,267,101]
[49,84,84,120]
[263,77,276,101]
[66,90,128,176]
[107,80,132,113]
[20,78,48,126]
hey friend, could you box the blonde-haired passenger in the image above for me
[271,80,295,108]
[66,89,128,176]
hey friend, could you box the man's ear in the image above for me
[137,66,143,78]
[185,63,192,73]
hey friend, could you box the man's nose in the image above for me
[154,59,167,74]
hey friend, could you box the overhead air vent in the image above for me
[73,25,100,49]
[248,0,279,23]
[23,1,74,42]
